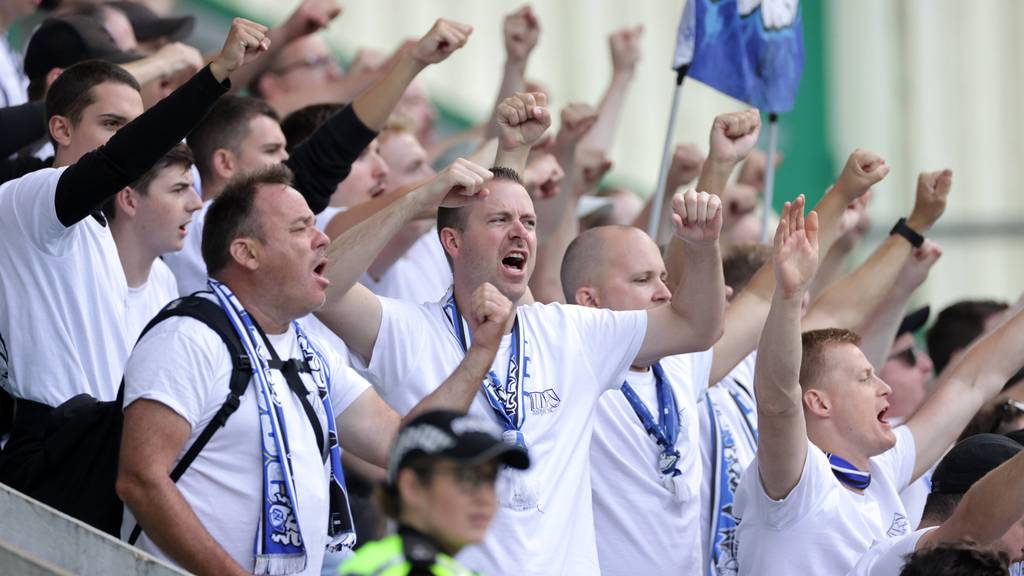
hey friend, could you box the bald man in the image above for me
[563,223,717,576]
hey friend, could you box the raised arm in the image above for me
[803,169,952,332]
[483,5,540,141]
[921,446,1024,552]
[336,282,512,467]
[856,240,942,370]
[55,18,267,227]
[756,198,820,500]
[315,160,493,359]
[634,142,704,245]
[493,91,552,173]
[636,190,725,366]
[907,307,1024,480]
[578,25,642,155]
[706,149,888,385]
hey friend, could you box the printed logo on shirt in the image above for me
[886,512,908,537]
[527,389,560,415]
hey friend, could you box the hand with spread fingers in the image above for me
[671,189,723,246]
[772,195,820,299]
[210,18,271,82]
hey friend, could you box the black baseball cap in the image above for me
[24,15,141,80]
[108,2,194,43]
[897,306,931,337]
[930,433,1022,495]
[387,411,530,484]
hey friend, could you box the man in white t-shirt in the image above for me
[850,432,1024,576]
[117,162,513,576]
[103,143,199,342]
[734,190,1024,575]
[314,92,726,576]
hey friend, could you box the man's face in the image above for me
[331,139,389,207]
[813,343,897,458]
[60,81,143,164]
[266,36,341,95]
[250,184,331,320]
[586,228,671,311]
[379,132,434,191]
[132,164,202,255]
[234,115,289,174]
[879,333,934,420]
[407,459,499,551]
[448,181,537,303]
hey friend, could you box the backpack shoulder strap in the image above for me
[127,293,252,545]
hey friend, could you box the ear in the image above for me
[228,237,260,271]
[575,286,600,308]
[48,115,73,148]
[115,187,138,218]
[211,148,236,182]
[804,387,832,418]
[439,226,461,261]
[396,468,428,511]
[256,73,278,99]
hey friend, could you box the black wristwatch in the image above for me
[890,217,924,248]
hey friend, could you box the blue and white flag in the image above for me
[674,0,804,113]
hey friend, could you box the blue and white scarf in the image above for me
[208,279,356,574]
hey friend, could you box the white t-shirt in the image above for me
[162,199,210,296]
[352,296,648,576]
[362,227,451,304]
[122,313,370,575]
[700,351,759,576]
[735,426,917,576]
[899,471,931,531]
[590,350,714,576]
[0,168,131,405]
[847,526,935,576]
[125,259,179,345]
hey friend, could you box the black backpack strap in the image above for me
[127,294,252,545]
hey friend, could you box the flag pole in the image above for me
[647,65,688,239]
[761,112,779,242]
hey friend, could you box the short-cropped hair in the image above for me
[280,103,343,154]
[723,244,772,296]
[799,328,863,390]
[927,299,1009,375]
[899,541,1008,576]
[187,96,279,184]
[202,164,293,276]
[435,166,523,268]
[101,143,193,221]
[45,60,139,131]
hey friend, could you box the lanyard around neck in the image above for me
[620,362,681,475]
[826,452,871,490]
[443,291,527,443]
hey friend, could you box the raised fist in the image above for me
[771,195,819,298]
[554,102,598,153]
[671,189,723,246]
[471,282,515,350]
[667,143,705,187]
[610,25,643,76]
[151,42,204,78]
[496,91,551,150]
[504,5,540,62]
[908,169,952,233]
[282,0,342,41]
[426,158,494,208]
[524,153,564,199]
[412,19,473,65]
[897,239,942,292]
[833,149,889,202]
[574,148,613,192]
[708,109,761,167]
[210,18,271,81]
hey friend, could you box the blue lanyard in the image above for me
[620,362,681,475]
[443,292,527,449]
[826,453,871,490]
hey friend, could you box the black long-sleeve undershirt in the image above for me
[53,66,229,228]
[285,104,377,215]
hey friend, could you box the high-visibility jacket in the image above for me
[337,533,478,576]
